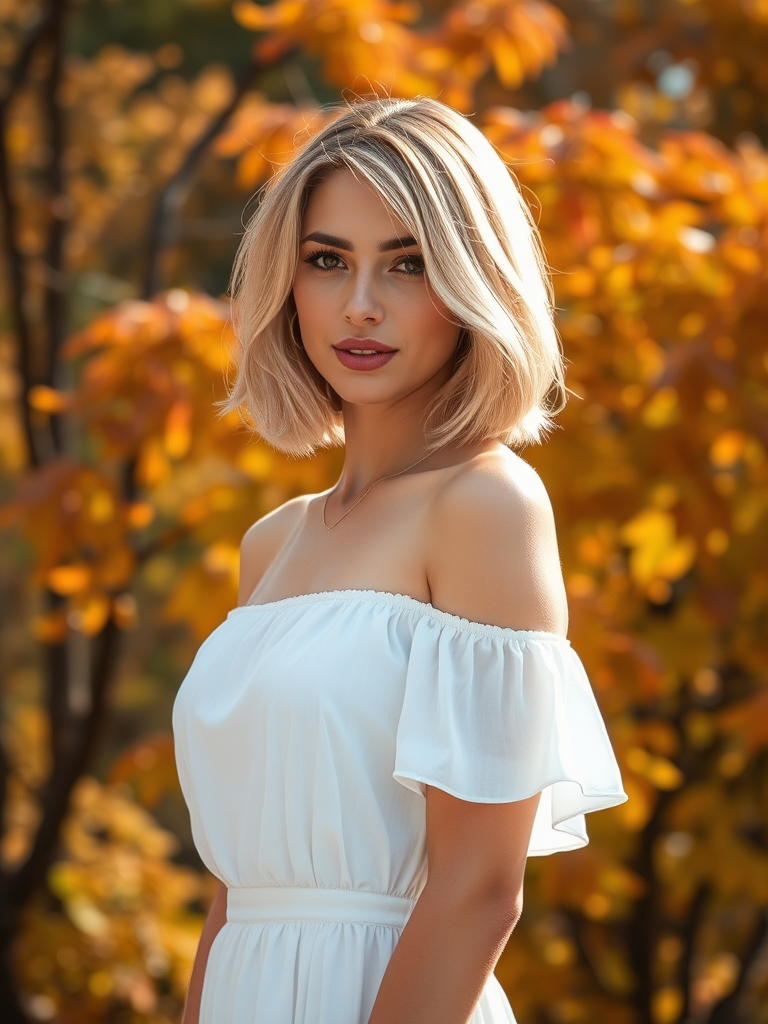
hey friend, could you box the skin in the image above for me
[292,167,463,501]
[183,167,569,1024]
[181,880,226,1024]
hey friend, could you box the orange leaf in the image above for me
[48,564,92,596]
[28,385,71,413]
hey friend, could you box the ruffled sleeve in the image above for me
[393,612,628,856]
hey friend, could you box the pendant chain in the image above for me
[322,450,432,532]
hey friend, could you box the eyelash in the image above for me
[302,248,425,276]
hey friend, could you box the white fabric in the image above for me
[172,589,627,1024]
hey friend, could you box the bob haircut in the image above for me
[218,95,566,457]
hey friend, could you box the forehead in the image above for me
[302,167,409,239]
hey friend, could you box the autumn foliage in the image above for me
[1,1,767,1023]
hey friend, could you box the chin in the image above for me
[329,380,404,407]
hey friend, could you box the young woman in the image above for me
[172,96,627,1024]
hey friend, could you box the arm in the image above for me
[367,451,567,1024]
[367,789,540,1024]
[181,880,227,1024]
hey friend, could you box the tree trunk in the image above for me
[0,916,29,1024]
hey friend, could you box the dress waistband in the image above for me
[226,886,416,928]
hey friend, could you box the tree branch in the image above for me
[0,4,58,468]
[3,617,121,911]
[627,788,677,1024]
[679,884,709,1022]
[707,911,768,1024]
[142,45,295,299]
[45,593,71,783]
[0,6,55,117]
[564,909,600,993]
[41,0,68,421]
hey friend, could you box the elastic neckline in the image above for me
[226,589,570,644]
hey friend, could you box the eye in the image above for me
[394,255,425,276]
[303,248,345,272]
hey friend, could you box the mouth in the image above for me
[332,338,398,372]
[333,338,397,354]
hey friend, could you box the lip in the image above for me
[332,337,398,372]
[333,338,397,353]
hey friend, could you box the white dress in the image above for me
[172,590,627,1023]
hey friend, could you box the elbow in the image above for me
[484,878,524,934]
[509,893,524,930]
[452,872,525,938]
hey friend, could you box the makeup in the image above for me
[332,338,397,372]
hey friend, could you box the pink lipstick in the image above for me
[332,338,397,372]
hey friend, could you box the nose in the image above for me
[343,270,384,326]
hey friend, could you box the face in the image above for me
[292,167,461,411]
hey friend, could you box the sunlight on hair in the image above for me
[217,96,567,456]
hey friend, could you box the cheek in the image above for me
[408,290,460,353]
[291,274,314,316]
[292,276,328,341]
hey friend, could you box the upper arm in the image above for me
[237,496,309,606]
[425,787,540,913]
[426,452,568,636]
[422,453,566,905]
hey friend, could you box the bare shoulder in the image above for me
[237,494,312,605]
[426,447,568,635]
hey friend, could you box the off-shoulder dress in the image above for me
[172,589,627,1024]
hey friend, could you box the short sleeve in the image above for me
[393,614,628,856]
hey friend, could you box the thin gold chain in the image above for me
[322,450,433,532]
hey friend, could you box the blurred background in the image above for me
[1,0,767,1021]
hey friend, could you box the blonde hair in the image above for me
[218,96,566,456]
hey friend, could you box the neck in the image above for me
[334,379,444,502]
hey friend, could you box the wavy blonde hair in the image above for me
[217,96,566,456]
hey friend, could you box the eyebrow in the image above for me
[300,231,419,252]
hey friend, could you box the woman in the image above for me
[172,96,627,1024]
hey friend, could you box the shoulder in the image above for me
[426,447,568,635]
[432,446,554,529]
[237,494,312,605]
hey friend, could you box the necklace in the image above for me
[322,450,433,532]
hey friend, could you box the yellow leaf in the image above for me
[164,400,192,460]
[127,502,155,529]
[232,0,278,30]
[657,536,696,580]
[76,593,112,636]
[710,430,748,468]
[626,747,684,790]
[647,757,685,790]
[487,33,524,88]
[562,266,595,297]
[202,542,240,580]
[136,439,172,487]
[641,387,680,429]
[605,262,633,294]
[89,489,115,524]
[48,564,92,596]
[620,509,679,584]
[65,895,110,938]
[653,987,683,1024]
[618,776,654,831]
[28,385,70,413]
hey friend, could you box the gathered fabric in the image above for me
[173,590,627,1024]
